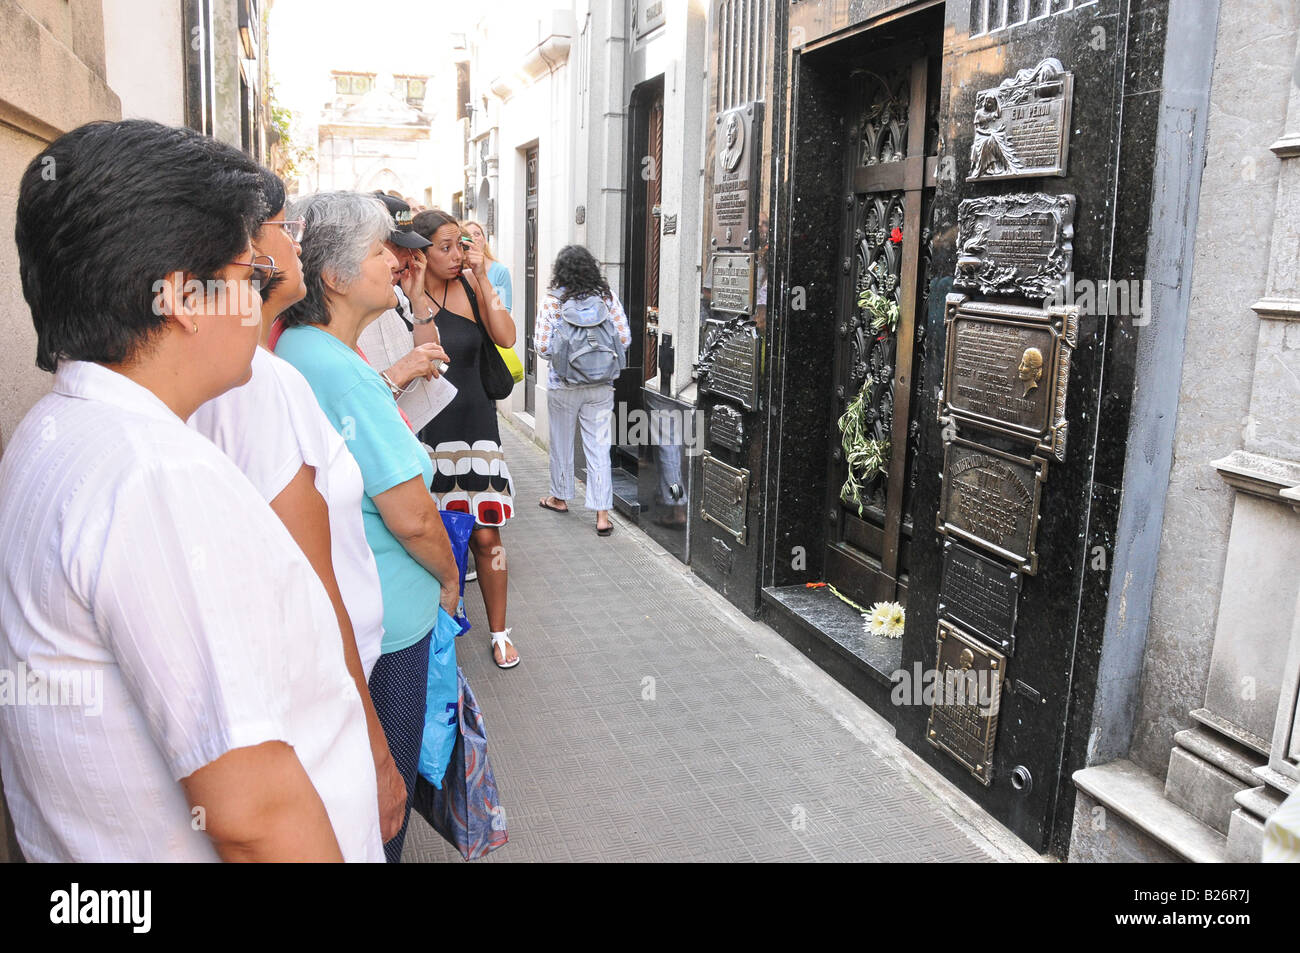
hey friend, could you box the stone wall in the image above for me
[0,0,122,447]
[1128,0,1298,780]
[0,0,122,863]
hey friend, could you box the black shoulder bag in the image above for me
[462,276,515,400]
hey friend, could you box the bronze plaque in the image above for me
[711,253,756,315]
[941,294,1077,461]
[927,621,1006,786]
[954,193,1075,300]
[698,320,760,411]
[709,405,744,453]
[700,453,749,544]
[967,58,1073,181]
[937,438,1047,575]
[938,541,1022,654]
[711,102,763,251]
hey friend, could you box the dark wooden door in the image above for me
[824,47,940,608]
[524,146,539,415]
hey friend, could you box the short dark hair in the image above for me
[15,120,265,372]
[411,208,459,241]
[549,244,611,302]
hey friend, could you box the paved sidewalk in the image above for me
[404,421,1042,863]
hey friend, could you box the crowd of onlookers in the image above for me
[0,118,631,862]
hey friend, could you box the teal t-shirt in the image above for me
[487,260,512,311]
[275,324,439,654]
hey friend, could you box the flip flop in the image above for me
[539,497,570,514]
[597,523,613,536]
[491,629,520,669]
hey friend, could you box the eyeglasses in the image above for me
[264,219,306,242]
[230,254,278,295]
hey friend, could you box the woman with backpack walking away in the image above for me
[535,245,631,537]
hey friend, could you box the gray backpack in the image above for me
[548,293,627,385]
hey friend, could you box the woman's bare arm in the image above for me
[269,464,406,842]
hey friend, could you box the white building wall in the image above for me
[102,0,184,125]
[471,0,707,444]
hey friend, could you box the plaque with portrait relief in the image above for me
[937,438,1047,575]
[940,293,1077,462]
[927,620,1007,787]
[711,102,763,251]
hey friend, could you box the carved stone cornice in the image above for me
[1212,450,1300,502]
[1250,297,1300,321]
[1269,134,1300,159]
[1281,483,1300,515]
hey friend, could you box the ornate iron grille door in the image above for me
[825,46,940,608]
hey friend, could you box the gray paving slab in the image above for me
[403,420,1044,864]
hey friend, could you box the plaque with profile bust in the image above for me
[940,293,1077,461]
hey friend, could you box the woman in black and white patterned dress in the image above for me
[412,209,519,669]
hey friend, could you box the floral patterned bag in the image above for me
[413,666,508,860]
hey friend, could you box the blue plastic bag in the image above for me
[417,606,461,788]
[412,666,508,859]
[439,509,476,636]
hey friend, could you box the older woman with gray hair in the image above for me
[275,190,461,863]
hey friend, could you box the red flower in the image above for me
[889,227,903,244]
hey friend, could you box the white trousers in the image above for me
[547,382,614,511]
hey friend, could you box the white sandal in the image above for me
[491,629,520,669]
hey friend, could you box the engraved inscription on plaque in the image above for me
[711,102,763,250]
[711,253,756,315]
[698,320,760,411]
[954,193,1075,300]
[937,438,1047,574]
[709,405,744,453]
[927,620,1006,786]
[700,453,750,544]
[941,293,1078,461]
[938,541,1022,654]
[968,58,1073,181]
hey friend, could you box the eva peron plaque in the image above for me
[954,193,1075,300]
[937,438,1047,575]
[711,253,756,315]
[967,58,1073,182]
[711,102,763,251]
[927,620,1006,786]
[940,293,1078,461]
[700,453,749,544]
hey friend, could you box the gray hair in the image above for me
[279,191,392,328]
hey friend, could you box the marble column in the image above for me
[1162,43,1300,861]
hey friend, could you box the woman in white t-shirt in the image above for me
[190,171,446,846]
[1,120,381,862]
